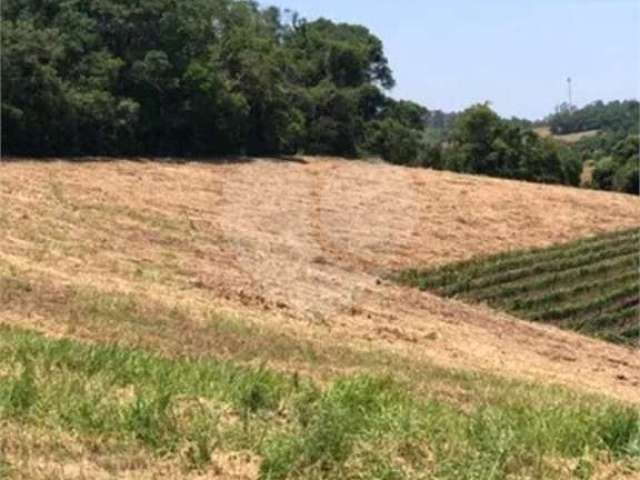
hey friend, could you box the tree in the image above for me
[449,103,507,175]
[592,157,617,191]
[283,18,395,156]
[613,161,640,195]
[1,20,71,155]
[443,104,567,185]
[1,1,400,159]
[590,136,639,194]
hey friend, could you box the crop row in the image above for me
[558,303,638,345]
[437,242,637,295]
[579,304,638,332]
[504,271,637,313]
[587,308,639,344]
[411,228,639,290]
[527,283,637,322]
[468,254,638,303]
[423,231,640,288]
[434,226,638,275]
[398,227,640,345]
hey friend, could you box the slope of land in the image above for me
[2,157,640,478]
[1,157,639,401]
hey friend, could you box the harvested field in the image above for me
[1,157,639,402]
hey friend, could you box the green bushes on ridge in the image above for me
[419,103,582,186]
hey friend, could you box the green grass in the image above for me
[397,227,640,345]
[1,326,638,479]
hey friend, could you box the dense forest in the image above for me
[1,0,637,194]
[2,0,423,158]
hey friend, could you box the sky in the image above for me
[269,0,639,120]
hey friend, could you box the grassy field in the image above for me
[2,326,639,479]
[398,227,640,346]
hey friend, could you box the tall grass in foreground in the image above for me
[1,326,638,479]
[398,227,640,345]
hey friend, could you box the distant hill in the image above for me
[545,99,639,135]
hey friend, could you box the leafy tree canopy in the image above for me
[1,0,410,158]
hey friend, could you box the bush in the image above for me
[363,118,423,165]
[613,160,640,194]
[592,157,617,190]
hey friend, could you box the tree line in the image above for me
[1,0,636,194]
[556,100,640,194]
[2,0,423,158]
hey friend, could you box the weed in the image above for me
[0,455,11,479]
[124,391,178,450]
[4,362,37,416]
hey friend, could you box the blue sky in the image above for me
[269,0,639,120]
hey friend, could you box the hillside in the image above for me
[1,157,639,394]
[1,158,639,478]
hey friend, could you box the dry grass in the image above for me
[582,160,596,187]
[1,421,260,479]
[0,157,639,404]
[535,127,601,143]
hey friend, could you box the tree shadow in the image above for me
[0,155,310,165]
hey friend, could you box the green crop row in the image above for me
[580,305,638,332]
[528,283,637,322]
[402,228,639,290]
[505,271,638,313]
[441,242,638,295]
[424,230,639,288]
[397,227,640,345]
[469,254,638,302]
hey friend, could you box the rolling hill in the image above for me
[1,157,639,479]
